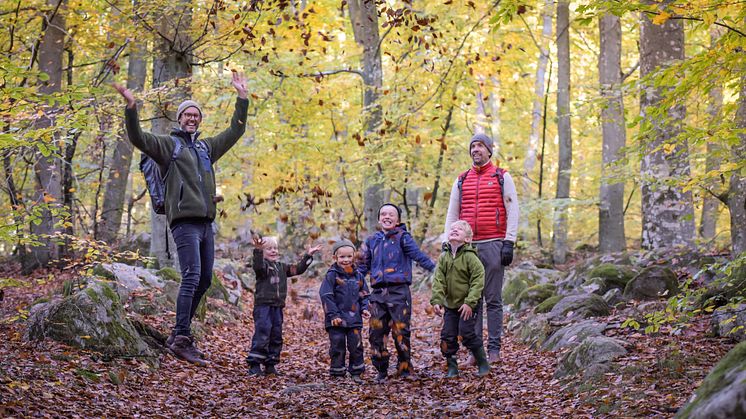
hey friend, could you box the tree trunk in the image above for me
[598,12,627,253]
[552,0,571,264]
[348,0,383,234]
[488,75,501,150]
[730,63,746,256]
[639,9,694,250]
[98,36,146,244]
[700,27,725,244]
[28,0,66,271]
[149,0,193,268]
[522,0,553,242]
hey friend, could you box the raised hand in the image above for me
[307,244,323,255]
[111,83,136,109]
[252,234,265,249]
[231,71,248,99]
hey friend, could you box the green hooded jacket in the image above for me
[124,97,249,226]
[430,242,485,309]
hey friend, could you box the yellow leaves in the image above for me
[652,11,671,26]
[662,143,676,154]
[42,194,57,203]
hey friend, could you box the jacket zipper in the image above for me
[190,141,211,217]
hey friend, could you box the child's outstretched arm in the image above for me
[252,235,267,277]
[285,244,321,278]
[357,239,372,278]
[319,271,342,324]
[401,232,436,272]
[360,276,370,317]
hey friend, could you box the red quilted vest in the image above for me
[458,161,507,241]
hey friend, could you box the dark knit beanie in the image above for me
[332,239,355,255]
[176,100,203,120]
[469,133,494,157]
[378,203,402,221]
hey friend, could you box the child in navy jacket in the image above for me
[358,203,436,382]
[320,239,370,382]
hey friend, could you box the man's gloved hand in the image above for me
[501,241,514,266]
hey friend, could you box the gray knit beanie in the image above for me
[176,100,203,120]
[332,239,356,255]
[469,133,494,157]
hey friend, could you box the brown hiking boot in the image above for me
[169,335,208,367]
[167,334,206,359]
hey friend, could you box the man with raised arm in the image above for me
[112,72,249,366]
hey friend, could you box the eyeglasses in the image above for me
[181,112,201,120]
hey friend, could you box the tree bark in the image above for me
[700,27,725,244]
[639,8,694,250]
[149,0,193,268]
[552,0,571,264]
[28,0,66,271]
[598,13,627,253]
[522,0,553,243]
[98,35,146,244]
[730,62,746,256]
[348,0,383,233]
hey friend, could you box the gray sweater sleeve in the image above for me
[443,178,461,236]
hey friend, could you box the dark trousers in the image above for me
[247,305,283,366]
[441,302,483,357]
[328,327,365,376]
[474,240,505,354]
[171,221,214,337]
[368,284,412,373]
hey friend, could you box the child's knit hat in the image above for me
[332,239,355,255]
[378,203,402,221]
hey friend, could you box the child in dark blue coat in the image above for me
[359,203,436,382]
[320,239,370,382]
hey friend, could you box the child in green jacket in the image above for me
[430,220,490,377]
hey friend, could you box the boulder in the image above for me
[554,336,627,379]
[534,295,562,314]
[25,280,156,358]
[549,294,611,320]
[517,314,553,349]
[711,304,746,343]
[503,276,530,307]
[516,284,557,311]
[582,263,636,295]
[542,320,608,352]
[602,288,624,306]
[97,262,165,300]
[624,265,679,300]
[676,341,746,418]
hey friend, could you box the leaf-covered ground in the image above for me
[0,268,734,417]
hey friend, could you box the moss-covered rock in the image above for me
[92,264,116,280]
[583,263,636,294]
[25,280,156,358]
[503,277,530,307]
[535,295,562,314]
[554,336,627,379]
[623,265,679,300]
[517,314,553,349]
[207,273,230,302]
[676,341,746,418]
[712,304,746,343]
[516,284,557,311]
[549,293,611,320]
[542,320,607,352]
[156,267,181,282]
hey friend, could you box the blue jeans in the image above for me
[247,305,284,366]
[171,220,214,337]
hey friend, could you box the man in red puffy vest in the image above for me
[444,133,519,363]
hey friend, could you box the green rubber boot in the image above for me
[446,357,459,378]
[472,347,491,377]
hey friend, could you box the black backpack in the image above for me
[139,136,211,215]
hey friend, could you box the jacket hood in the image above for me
[443,242,477,256]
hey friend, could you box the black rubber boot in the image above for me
[472,347,491,377]
[248,363,263,376]
[375,369,388,383]
[264,364,279,376]
[446,357,459,378]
